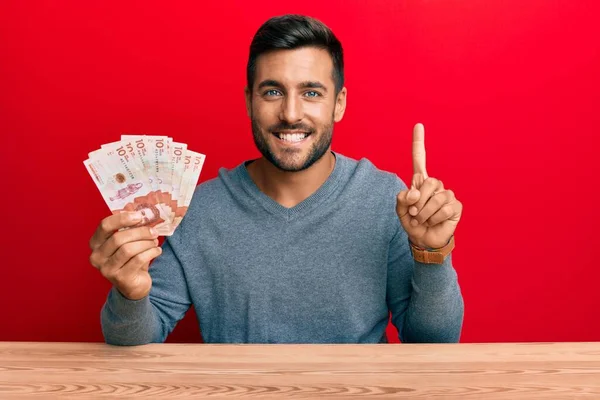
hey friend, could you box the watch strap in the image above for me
[410,235,455,264]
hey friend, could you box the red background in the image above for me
[1,0,599,343]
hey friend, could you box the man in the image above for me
[89,14,464,345]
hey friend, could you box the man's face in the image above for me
[246,47,347,172]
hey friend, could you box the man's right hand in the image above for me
[89,212,162,301]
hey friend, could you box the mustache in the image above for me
[268,122,315,134]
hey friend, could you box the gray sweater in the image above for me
[101,152,464,344]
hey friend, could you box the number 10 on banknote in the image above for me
[84,135,206,236]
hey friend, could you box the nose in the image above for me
[279,94,303,124]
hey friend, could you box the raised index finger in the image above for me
[412,123,428,179]
[89,212,143,250]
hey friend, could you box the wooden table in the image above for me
[1,342,599,399]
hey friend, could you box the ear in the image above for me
[245,86,252,118]
[333,87,347,123]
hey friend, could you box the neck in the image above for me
[247,151,336,208]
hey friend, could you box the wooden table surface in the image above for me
[1,342,599,399]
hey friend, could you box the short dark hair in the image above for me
[247,15,344,94]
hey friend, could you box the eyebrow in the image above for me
[299,81,328,93]
[257,79,281,89]
[257,79,328,93]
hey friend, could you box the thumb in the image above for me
[396,188,420,222]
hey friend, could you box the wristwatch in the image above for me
[409,236,455,264]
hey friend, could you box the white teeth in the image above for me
[278,133,307,142]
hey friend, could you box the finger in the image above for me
[409,177,444,217]
[411,173,426,191]
[99,226,158,259]
[412,190,455,225]
[90,228,157,270]
[396,189,420,222]
[101,239,160,278]
[89,211,144,250]
[117,246,163,280]
[424,202,458,227]
[412,123,428,180]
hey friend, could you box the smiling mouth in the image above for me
[272,131,311,143]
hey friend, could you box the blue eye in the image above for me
[264,89,281,97]
[305,91,321,97]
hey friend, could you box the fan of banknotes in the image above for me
[84,135,206,236]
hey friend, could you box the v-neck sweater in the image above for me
[101,152,464,344]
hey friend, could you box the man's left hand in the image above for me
[396,123,463,249]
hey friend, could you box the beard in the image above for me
[251,116,334,172]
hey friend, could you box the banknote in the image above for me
[85,135,206,236]
[171,150,206,229]
[119,135,173,231]
[84,154,171,231]
[121,135,171,206]
[103,139,174,232]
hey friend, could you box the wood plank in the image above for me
[0,342,599,399]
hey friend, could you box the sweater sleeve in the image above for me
[385,180,464,343]
[100,235,192,346]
